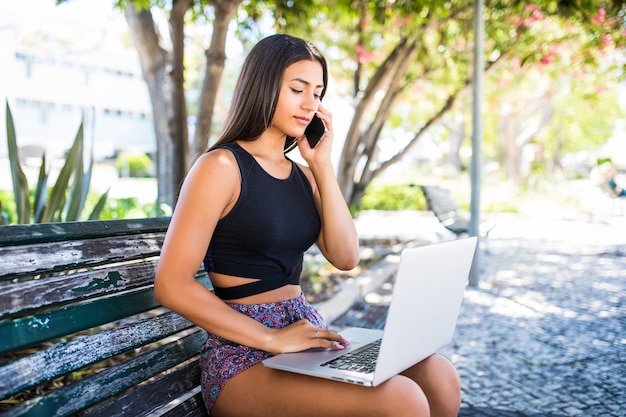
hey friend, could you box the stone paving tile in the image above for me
[333,212,626,417]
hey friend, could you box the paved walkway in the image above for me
[331,210,626,416]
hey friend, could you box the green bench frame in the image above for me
[0,217,211,417]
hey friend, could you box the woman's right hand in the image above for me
[266,319,350,355]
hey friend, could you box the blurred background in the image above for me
[0,0,624,222]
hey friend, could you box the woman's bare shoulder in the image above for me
[175,147,241,221]
[191,147,239,178]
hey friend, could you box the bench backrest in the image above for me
[420,185,460,221]
[0,218,210,417]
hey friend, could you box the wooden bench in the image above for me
[0,217,211,417]
[420,185,494,238]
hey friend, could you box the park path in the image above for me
[332,210,625,416]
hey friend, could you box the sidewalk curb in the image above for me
[313,255,400,325]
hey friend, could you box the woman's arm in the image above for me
[298,106,360,270]
[154,151,273,348]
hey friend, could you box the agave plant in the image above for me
[5,100,109,224]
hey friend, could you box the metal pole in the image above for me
[469,0,484,287]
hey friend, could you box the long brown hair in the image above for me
[209,34,327,151]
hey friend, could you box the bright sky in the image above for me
[1,0,123,28]
[1,0,131,59]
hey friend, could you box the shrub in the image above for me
[0,192,14,225]
[98,197,158,220]
[360,182,427,211]
[116,152,154,178]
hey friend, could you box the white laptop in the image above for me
[262,236,477,386]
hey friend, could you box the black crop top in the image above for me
[203,142,321,300]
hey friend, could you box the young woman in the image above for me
[154,33,461,417]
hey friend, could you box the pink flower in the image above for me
[454,40,467,52]
[523,4,544,26]
[525,4,540,13]
[524,17,536,26]
[592,8,605,25]
[355,44,375,64]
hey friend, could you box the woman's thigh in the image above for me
[212,363,429,417]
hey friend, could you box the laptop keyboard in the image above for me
[320,339,381,374]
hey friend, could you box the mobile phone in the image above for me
[304,115,327,149]
[283,115,327,153]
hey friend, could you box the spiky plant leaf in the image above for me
[65,138,85,221]
[88,188,110,220]
[41,122,83,222]
[33,153,49,223]
[6,100,30,224]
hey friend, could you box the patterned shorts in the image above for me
[199,293,326,414]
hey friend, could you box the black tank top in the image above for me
[203,142,321,300]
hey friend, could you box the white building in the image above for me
[0,1,155,162]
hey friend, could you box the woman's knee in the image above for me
[436,356,462,410]
[374,375,431,416]
[405,355,461,416]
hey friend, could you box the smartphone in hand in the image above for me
[304,115,327,149]
[284,115,327,153]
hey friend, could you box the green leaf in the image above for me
[65,135,85,221]
[89,189,110,221]
[41,122,83,222]
[33,153,49,223]
[73,116,98,221]
[5,100,30,224]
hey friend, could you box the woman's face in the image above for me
[271,59,324,140]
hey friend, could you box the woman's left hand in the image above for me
[297,103,333,164]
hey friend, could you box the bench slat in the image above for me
[0,218,170,247]
[83,360,202,417]
[0,287,157,355]
[0,275,212,355]
[0,233,163,282]
[0,332,206,417]
[0,260,159,316]
[0,311,196,398]
[161,392,208,417]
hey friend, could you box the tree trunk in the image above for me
[338,38,415,201]
[341,44,506,208]
[168,0,192,207]
[443,113,466,177]
[500,93,554,187]
[192,0,242,163]
[500,105,521,186]
[124,5,173,211]
[125,1,191,210]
